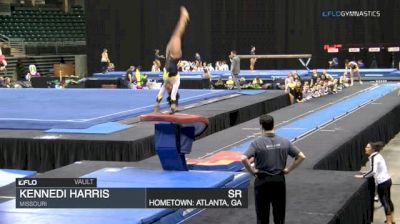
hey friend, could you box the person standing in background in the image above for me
[154,49,165,68]
[101,49,111,73]
[355,142,396,224]
[250,45,257,70]
[242,114,306,223]
[229,50,241,90]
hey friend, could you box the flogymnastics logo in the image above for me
[321,10,380,18]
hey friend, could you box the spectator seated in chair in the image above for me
[134,67,148,89]
[225,76,235,89]
[302,82,313,101]
[124,66,135,89]
[293,80,304,103]
[213,77,225,89]
[106,63,115,72]
[239,77,247,86]
[252,76,263,87]
[339,72,350,89]
[0,76,5,88]
[25,65,41,81]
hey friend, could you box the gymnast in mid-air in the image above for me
[155,6,189,113]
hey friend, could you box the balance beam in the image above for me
[237,54,312,70]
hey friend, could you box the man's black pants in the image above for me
[254,174,286,224]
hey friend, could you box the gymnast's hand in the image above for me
[354,174,363,179]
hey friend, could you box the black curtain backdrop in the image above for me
[85,0,400,74]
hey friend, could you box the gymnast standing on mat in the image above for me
[345,60,362,86]
[155,6,189,114]
[355,142,396,224]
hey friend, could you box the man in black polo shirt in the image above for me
[242,114,306,224]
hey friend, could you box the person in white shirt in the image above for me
[355,142,395,224]
[207,63,214,71]
[221,61,229,71]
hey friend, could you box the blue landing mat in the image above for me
[93,70,310,80]
[230,84,399,155]
[239,90,267,95]
[0,168,237,224]
[0,169,37,187]
[275,84,399,141]
[190,84,399,171]
[0,89,233,130]
[45,122,133,134]
[81,167,234,188]
[316,68,398,78]
[93,69,400,80]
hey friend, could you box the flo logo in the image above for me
[321,10,380,18]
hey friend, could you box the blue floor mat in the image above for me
[239,90,267,95]
[0,89,233,130]
[45,122,133,134]
[0,169,37,187]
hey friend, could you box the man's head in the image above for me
[230,50,237,58]
[259,114,274,131]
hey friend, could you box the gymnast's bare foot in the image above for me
[154,104,161,113]
[170,103,177,114]
[180,6,190,22]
